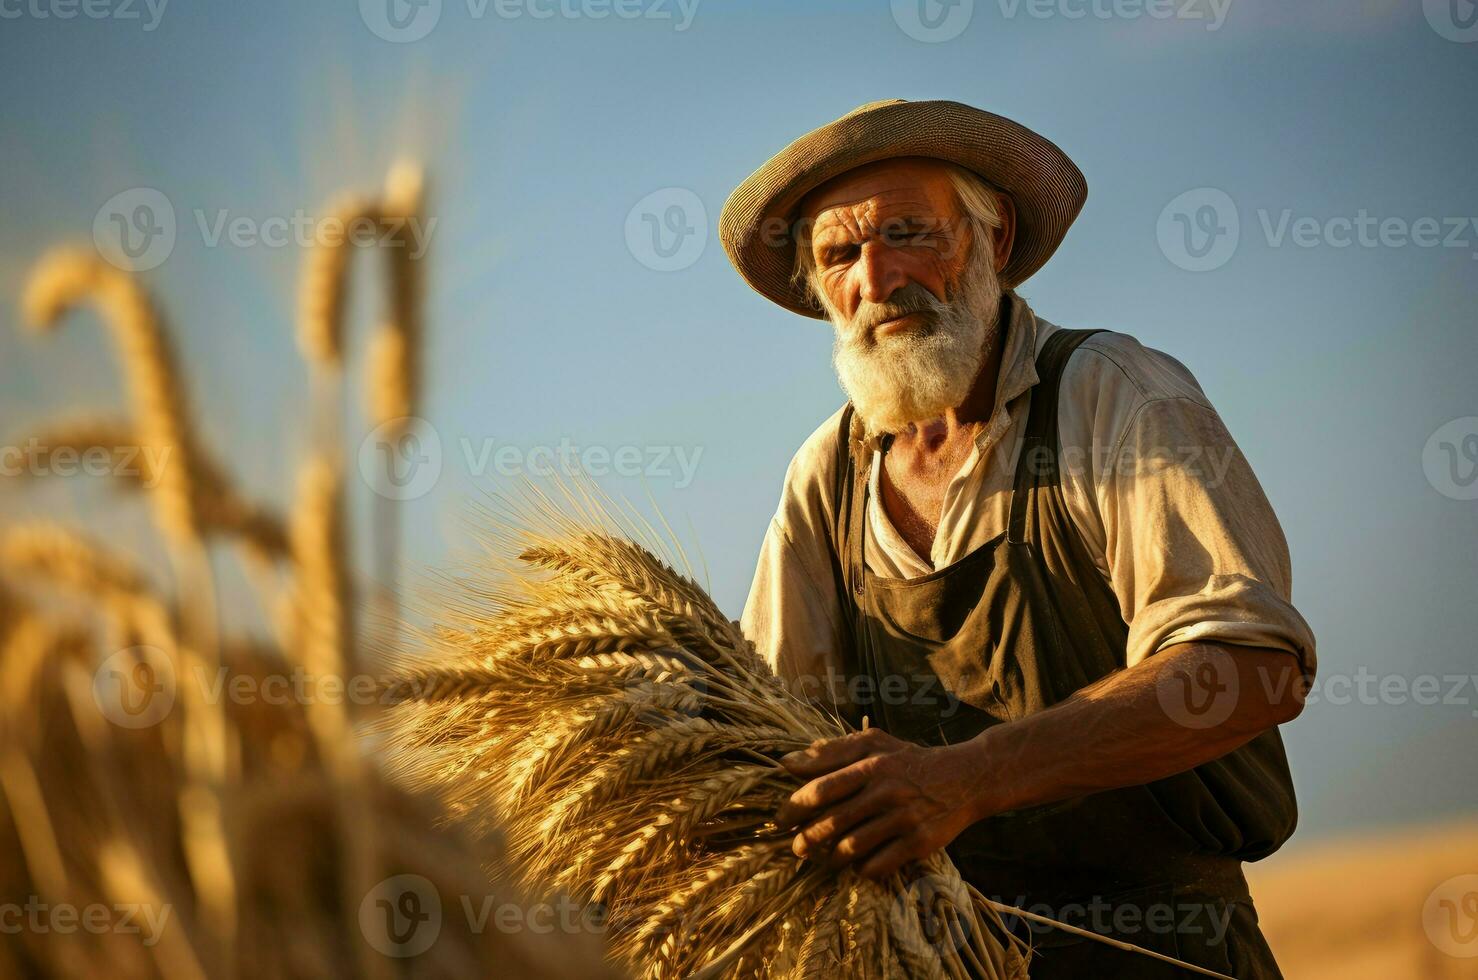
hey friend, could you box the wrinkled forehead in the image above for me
[797,157,965,237]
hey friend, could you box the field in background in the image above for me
[1249,818,1478,978]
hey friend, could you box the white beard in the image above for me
[825,244,1004,438]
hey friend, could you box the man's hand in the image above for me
[775,728,986,880]
[770,644,1306,879]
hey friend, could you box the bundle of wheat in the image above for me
[378,495,1031,980]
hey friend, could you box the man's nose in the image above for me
[855,241,910,306]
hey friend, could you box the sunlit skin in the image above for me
[778,158,1308,881]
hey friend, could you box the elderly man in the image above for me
[720,100,1315,977]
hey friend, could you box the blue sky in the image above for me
[1,0,1475,847]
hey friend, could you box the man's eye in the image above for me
[886,227,929,245]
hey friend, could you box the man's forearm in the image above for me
[963,642,1306,822]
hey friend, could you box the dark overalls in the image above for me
[826,325,1293,978]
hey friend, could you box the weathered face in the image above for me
[800,156,977,333]
[797,157,1008,436]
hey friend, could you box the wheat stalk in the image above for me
[297,193,379,369]
[22,249,204,546]
[369,160,425,431]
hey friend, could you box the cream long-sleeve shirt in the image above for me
[741,293,1317,690]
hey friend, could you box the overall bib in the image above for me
[827,325,1293,978]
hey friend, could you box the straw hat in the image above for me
[719,99,1087,318]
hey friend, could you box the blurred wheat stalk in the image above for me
[0,167,612,979]
[378,493,1030,980]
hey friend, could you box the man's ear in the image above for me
[992,193,1017,274]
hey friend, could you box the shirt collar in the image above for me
[977,288,1041,448]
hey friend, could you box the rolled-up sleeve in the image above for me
[741,410,851,694]
[741,516,844,688]
[1097,393,1317,675]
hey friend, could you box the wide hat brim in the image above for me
[719,99,1087,319]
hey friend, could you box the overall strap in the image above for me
[1007,328,1104,544]
[829,404,864,653]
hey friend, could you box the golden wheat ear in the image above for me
[376,488,1028,980]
